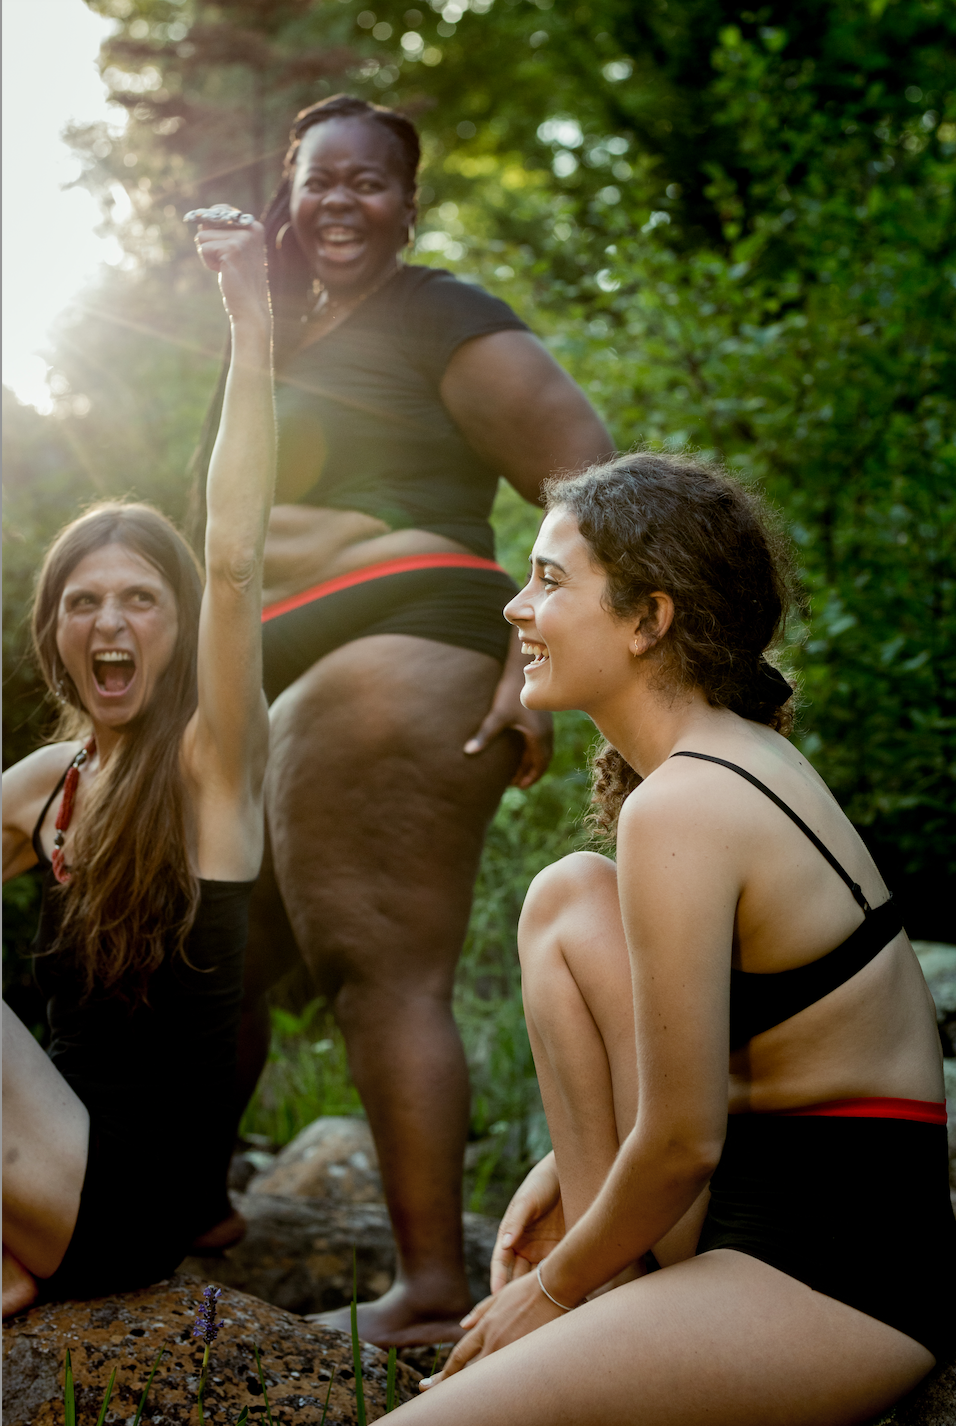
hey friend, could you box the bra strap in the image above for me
[670,751,871,912]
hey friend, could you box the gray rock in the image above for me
[914,942,956,1055]
[1,1272,420,1426]
[249,1117,382,1204]
[180,1192,499,1316]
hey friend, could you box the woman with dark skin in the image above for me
[236,95,611,1347]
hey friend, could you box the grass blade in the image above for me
[234,1409,249,1425]
[318,1365,336,1426]
[253,1344,274,1426]
[351,1248,367,1426]
[63,1348,76,1426]
[131,1345,166,1426]
[94,1367,116,1426]
[385,1346,397,1413]
[429,1343,445,1380]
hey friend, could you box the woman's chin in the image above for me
[521,676,565,713]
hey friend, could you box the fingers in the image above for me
[463,707,508,755]
[432,1322,486,1382]
[193,222,263,273]
[458,1293,493,1331]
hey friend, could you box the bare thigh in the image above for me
[391,1251,933,1426]
[261,634,520,991]
[2,1002,89,1277]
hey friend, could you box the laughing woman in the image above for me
[1,216,274,1314]
[203,93,612,1346]
[388,452,955,1425]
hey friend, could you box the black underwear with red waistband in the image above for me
[260,552,518,703]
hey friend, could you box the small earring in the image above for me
[275,221,292,250]
[406,223,416,247]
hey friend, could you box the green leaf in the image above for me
[131,1345,166,1426]
[385,1346,397,1413]
[253,1345,274,1426]
[94,1367,116,1426]
[351,1248,367,1426]
[234,1409,249,1426]
[319,1365,336,1426]
[63,1348,75,1426]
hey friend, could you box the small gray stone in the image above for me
[248,1118,383,1204]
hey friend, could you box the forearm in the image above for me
[205,316,276,581]
[539,1131,717,1307]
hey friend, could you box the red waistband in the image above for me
[768,1097,947,1125]
[262,553,508,624]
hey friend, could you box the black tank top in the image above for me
[670,752,904,1051]
[31,758,254,1217]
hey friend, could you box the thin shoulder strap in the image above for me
[670,751,871,913]
[31,763,71,868]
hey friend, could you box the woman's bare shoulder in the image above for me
[2,742,83,806]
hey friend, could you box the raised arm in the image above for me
[183,220,274,872]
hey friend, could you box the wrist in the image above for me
[535,1261,578,1313]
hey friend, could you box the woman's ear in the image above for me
[630,591,675,656]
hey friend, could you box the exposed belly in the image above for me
[262,504,472,606]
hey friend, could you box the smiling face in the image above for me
[290,117,416,296]
[504,507,646,716]
[55,542,179,731]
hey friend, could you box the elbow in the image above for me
[205,546,261,592]
[633,1124,723,1188]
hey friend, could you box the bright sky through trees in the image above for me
[2,0,118,411]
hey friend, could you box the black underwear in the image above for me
[261,553,518,703]
[697,1112,956,1360]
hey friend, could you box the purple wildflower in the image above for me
[192,1285,223,1344]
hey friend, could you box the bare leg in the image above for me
[519,853,709,1265]
[2,1001,89,1314]
[263,635,520,1345]
[386,1250,933,1425]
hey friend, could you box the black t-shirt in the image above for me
[275,264,530,560]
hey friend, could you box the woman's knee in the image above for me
[518,852,618,969]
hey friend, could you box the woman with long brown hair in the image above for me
[196,93,612,1346]
[1,214,274,1315]
[386,451,954,1423]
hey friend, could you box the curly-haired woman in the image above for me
[1,216,274,1315]
[193,93,612,1345]
[388,452,955,1424]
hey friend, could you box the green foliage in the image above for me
[238,999,364,1146]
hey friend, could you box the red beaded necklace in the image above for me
[51,737,96,884]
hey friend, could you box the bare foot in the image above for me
[189,1209,247,1253]
[3,1246,39,1318]
[305,1281,472,1348]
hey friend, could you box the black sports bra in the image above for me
[670,752,904,1051]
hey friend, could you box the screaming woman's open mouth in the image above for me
[92,650,136,694]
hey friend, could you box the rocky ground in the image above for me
[2,1274,420,1425]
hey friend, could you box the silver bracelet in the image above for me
[536,1261,575,1312]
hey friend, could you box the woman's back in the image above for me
[620,720,943,1112]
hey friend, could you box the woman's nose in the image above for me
[95,596,125,632]
[321,185,353,211]
[503,586,533,627]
